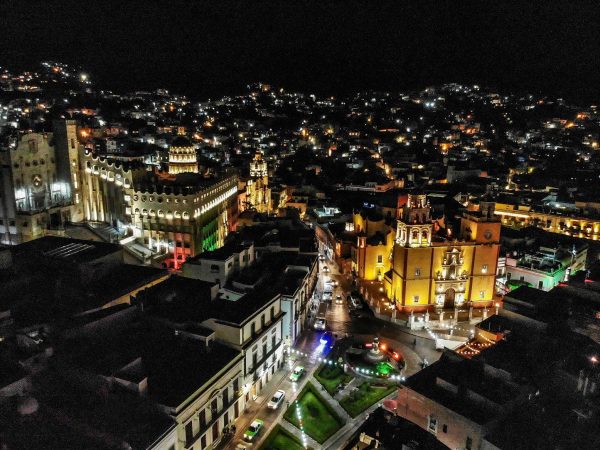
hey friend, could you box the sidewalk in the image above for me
[322,388,397,449]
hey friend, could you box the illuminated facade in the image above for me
[80,148,238,268]
[0,128,78,244]
[385,194,500,311]
[350,211,395,281]
[238,151,271,214]
[494,200,600,240]
[168,135,198,175]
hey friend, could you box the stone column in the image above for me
[453,307,459,324]
[483,307,488,320]
[469,306,473,321]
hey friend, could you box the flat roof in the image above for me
[60,319,242,408]
[12,236,121,264]
[406,351,521,424]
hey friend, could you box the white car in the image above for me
[267,389,286,409]
[314,318,326,330]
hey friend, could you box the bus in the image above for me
[314,302,328,330]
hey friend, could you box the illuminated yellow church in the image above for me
[238,151,271,214]
[384,194,500,311]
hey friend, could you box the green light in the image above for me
[376,361,394,377]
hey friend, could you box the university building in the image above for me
[385,194,500,311]
[79,136,238,268]
[0,121,83,244]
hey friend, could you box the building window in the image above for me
[415,268,421,277]
[185,421,194,444]
[377,254,383,264]
[413,295,419,303]
[466,436,473,450]
[210,264,219,273]
[482,264,488,273]
[223,387,229,405]
[538,280,544,289]
[479,290,485,299]
[428,415,438,433]
[442,424,447,433]
[201,435,207,449]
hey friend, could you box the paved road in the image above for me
[224,254,443,449]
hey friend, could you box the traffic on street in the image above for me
[224,253,443,450]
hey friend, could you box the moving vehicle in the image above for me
[290,365,305,382]
[314,302,328,330]
[335,294,343,304]
[320,331,335,346]
[268,390,286,409]
[323,283,334,301]
[244,419,264,441]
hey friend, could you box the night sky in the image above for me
[2,1,599,102]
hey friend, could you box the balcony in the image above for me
[247,339,283,379]
[184,394,240,449]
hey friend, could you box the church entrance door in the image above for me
[444,288,455,309]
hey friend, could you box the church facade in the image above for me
[385,194,500,311]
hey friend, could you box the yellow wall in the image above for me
[389,242,498,309]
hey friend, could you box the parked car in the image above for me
[268,390,286,409]
[244,419,264,441]
[290,365,305,382]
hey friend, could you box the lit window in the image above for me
[415,268,421,276]
[479,290,485,299]
[413,295,420,303]
[482,264,488,273]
